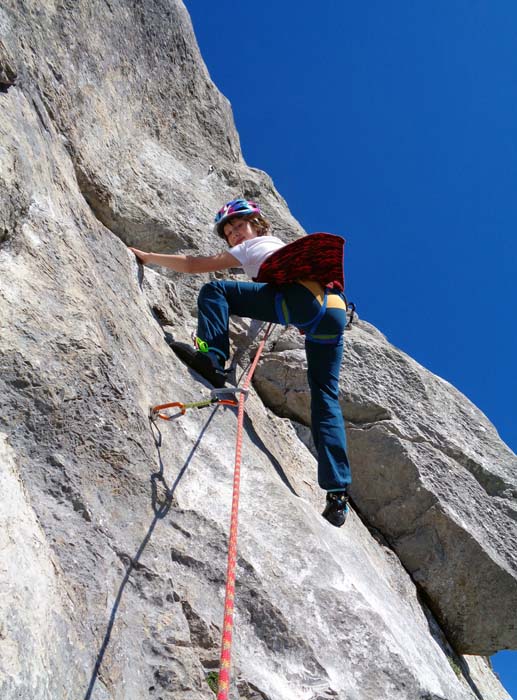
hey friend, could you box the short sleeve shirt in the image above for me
[228,236,285,279]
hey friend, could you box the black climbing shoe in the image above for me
[322,491,349,527]
[167,340,227,388]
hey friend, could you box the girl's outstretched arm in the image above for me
[129,247,239,273]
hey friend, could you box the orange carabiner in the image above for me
[150,401,187,420]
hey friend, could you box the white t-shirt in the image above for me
[228,236,285,279]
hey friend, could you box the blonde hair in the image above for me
[245,213,271,237]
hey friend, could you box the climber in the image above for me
[129,198,351,527]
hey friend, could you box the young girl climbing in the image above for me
[129,198,351,527]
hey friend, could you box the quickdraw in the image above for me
[149,389,248,421]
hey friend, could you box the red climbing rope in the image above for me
[217,323,273,700]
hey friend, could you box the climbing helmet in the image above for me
[214,198,262,237]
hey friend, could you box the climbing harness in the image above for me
[274,281,345,344]
[149,323,273,700]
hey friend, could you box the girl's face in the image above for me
[223,217,258,246]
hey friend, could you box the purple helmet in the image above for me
[214,198,262,237]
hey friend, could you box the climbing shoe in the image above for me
[322,491,349,527]
[167,340,227,388]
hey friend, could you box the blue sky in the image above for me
[184,1,516,696]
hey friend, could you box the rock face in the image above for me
[254,321,517,656]
[0,2,514,700]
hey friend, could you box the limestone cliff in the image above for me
[0,2,515,699]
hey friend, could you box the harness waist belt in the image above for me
[297,279,347,311]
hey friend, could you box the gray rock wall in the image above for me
[0,1,513,699]
[254,321,517,655]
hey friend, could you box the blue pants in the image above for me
[197,280,351,492]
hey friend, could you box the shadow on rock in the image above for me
[243,413,298,496]
[420,594,484,700]
[82,408,219,700]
